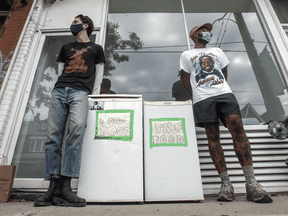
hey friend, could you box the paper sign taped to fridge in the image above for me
[95,110,134,141]
[150,118,188,148]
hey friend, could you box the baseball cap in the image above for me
[189,23,213,40]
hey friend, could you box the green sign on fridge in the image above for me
[95,110,134,141]
[150,118,188,148]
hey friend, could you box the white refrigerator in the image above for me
[77,95,143,202]
[144,100,204,202]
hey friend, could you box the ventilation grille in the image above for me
[196,126,288,194]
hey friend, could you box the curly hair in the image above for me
[75,14,94,36]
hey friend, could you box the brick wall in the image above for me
[0,0,34,89]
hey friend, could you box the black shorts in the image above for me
[193,93,241,128]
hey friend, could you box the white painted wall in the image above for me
[44,0,104,28]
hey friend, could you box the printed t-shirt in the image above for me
[55,41,106,94]
[180,47,232,104]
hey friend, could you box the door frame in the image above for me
[10,30,100,189]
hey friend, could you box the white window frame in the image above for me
[8,29,101,190]
[282,24,288,36]
[253,0,288,84]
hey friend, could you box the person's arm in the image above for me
[180,69,192,96]
[92,63,104,94]
[222,66,228,81]
[58,62,64,77]
[172,82,181,101]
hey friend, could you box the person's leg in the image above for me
[205,122,235,201]
[205,122,227,174]
[35,88,68,207]
[57,88,89,207]
[224,114,255,180]
[225,114,272,203]
[44,88,69,180]
[61,88,89,177]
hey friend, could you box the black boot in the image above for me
[34,177,59,207]
[54,176,86,207]
[51,179,66,206]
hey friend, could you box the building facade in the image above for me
[0,0,288,194]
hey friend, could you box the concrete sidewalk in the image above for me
[1,194,288,216]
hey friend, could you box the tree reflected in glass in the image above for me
[104,22,144,76]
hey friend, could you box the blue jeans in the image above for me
[44,87,89,180]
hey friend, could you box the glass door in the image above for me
[11,34,96,179]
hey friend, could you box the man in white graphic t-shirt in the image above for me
[180,23,272,203]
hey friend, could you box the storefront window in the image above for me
[105,0,187,101]
[183,0,288,124]
[105,0,288,125]
[11,35,96,178]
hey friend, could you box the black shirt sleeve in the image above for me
[56,45,65,63]
[95,45,106,64]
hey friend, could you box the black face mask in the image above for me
[70,23,83,36]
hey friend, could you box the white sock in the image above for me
[219,171,231,185]
[242,165,257,184]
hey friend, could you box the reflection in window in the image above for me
[105,0,187,101]
[28,139,46,153]
[183,0,288,124]
[185,1,288,124]
[12,35,96,178]
[105,0,288,125]
[40,122,48,131]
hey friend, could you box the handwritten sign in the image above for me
[150,118,188,148]
[95,110,134,141]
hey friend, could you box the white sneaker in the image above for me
[217,183,235,201]
[246,182,273,203]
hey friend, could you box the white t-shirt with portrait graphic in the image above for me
[180,47,232,104]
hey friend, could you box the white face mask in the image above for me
[199,32,212,43]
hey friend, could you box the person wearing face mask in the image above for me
[34,14,105,207]
[180,23,272,203]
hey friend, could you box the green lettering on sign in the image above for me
[95,110,134,141]
[150,118,188,148]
